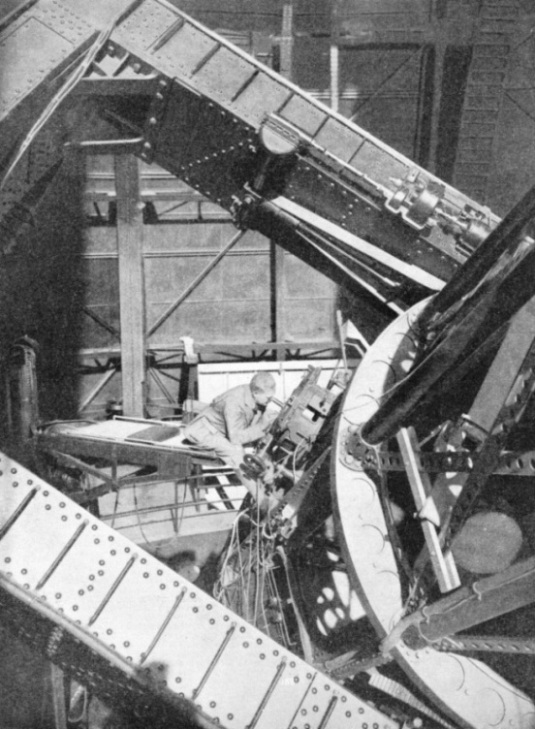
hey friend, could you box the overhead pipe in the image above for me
[420,181,535,335]
[361,183,535,445]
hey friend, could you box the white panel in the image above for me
[197,359,341,405]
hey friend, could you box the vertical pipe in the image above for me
[280,3,294,79]
[330,43,340,113]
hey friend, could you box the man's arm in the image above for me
[224,400,271,444]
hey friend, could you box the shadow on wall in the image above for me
[0,150,86,445]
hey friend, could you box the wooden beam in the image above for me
[115,155,145,416]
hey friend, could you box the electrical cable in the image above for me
[254,496,261,625]
[133,480,152,546]
[110,489,120,530]
[173,476,188,537]
[214,509,246,598]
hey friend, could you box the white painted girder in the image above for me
[0,452,398,729]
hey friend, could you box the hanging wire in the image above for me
[214,509,249,602]
[213,500,295,647]
[133,481,153,546]
[110,489,120,530]
[172,477,189,537]
[253,497,262,624]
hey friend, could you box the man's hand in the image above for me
[258,487,284,518]
[260,408,278,431]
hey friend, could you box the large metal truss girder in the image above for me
[105,0,501,287]
[0,0,504,302]
[0,452,397,729]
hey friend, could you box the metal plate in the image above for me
[113,0,177,52]
[154,23,219,79]
[313,115,365,163]
[0,0,91,122]
[229,71,291,128]
[279,94,327,137]
[349,139,409,188]
[192,46,257,106]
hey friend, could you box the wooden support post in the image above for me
[115,155,145,416]
[270,3,293,358]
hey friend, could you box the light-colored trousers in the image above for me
[184,418,261,499]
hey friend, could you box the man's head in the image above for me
[250,372,276,407]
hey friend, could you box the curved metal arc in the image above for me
[362,245,535,446]
[331,299,535,729]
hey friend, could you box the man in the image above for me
[183,372,277,502]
